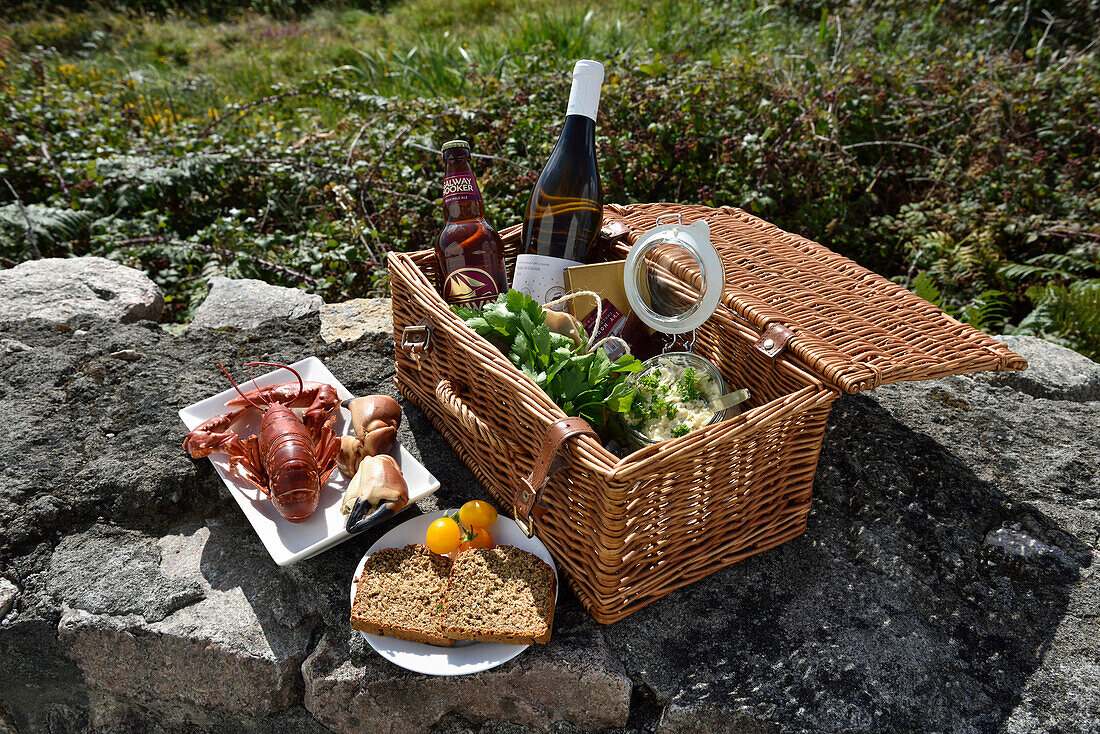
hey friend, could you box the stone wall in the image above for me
[0,264,1096,733]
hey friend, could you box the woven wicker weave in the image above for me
[603,204,1026,394]
[389,204,1025,623]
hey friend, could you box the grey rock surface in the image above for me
[190,276,323,330]
[53,520,318,716]
[0,577,17,619]
[990,334,1100,401]
[302,627,632,733]
[0,257,163,324]
[319,298,392,343]
[0,312,1095,733]
[985,525,1059,558]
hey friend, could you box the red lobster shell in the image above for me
[182,362,341,522]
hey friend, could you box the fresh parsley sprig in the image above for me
[453,290,642,440]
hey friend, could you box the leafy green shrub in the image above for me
[1000,247,1100,359]
[0,0,1098,359]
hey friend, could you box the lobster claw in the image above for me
[361,425,397,457]
[345,497,396,535]
[337,436,364,478]
[344,396,401,456]
[340,455,409,534]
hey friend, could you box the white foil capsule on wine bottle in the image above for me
[566,59,604,121]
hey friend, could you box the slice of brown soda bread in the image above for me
[351,544,454,647]
[440,545,556,645]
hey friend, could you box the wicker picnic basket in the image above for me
[388,203,1026,624]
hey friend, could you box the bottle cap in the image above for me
[572,59,605,82]
[441,139,470,152]
[567,60,604,120]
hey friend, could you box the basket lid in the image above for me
[603,203,1027,394]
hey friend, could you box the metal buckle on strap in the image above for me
[401,319,432,370]
[401,320,431,352]
[513,503,536,538]
[513,481,538,538]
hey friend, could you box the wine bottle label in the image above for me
[443,267,502,308]
[442,173,481,205]
[511,253,583,305]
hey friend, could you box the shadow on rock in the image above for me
[400,400,487,511]
[197,517,323,663]
[604,394,1087,733]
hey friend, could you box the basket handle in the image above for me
[434,379,511,455]
[513,417,597,537]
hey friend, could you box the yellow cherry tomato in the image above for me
[425,517,462,555]
[459,500,498,530]
[458,526,494,552]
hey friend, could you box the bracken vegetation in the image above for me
[1,0,1098,358]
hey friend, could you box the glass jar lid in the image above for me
[622,215,724,334]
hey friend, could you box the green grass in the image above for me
[0,0,881,113]
[1,0,1099,357]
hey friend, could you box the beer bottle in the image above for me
[434,140,509,308]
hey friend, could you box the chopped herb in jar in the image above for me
[676,368,702,401]
[628,357,723,443]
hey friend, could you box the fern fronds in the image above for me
[1000,249,1100,284]
[910,271,943,306]
[1017,279,1100,360]
[0,204,97,250]
[958,290,1008,332]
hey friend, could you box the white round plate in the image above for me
[349,509,558,676]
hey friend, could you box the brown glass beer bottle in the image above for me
[434,140,509,308]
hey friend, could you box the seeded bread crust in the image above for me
[440,545,556,645]
[351,544,454,647]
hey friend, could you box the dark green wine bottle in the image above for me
[513,59,604,304]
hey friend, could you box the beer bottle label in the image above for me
[442,173,481,205]
[443,267,501,308]
[511,253,583,306]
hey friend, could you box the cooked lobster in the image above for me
[182,362,342,523]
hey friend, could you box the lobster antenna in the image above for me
[245,362,304,403]
[217,361,265,411]
[246,365,269,405]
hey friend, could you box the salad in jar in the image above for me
[624,353,726,444]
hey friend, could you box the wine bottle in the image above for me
[512,59,604,305]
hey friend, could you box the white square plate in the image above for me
[179,356,440,566]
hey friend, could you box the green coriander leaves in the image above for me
[453,290,641,440]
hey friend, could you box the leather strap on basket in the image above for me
[400,317,433,370]
[600,219,632,243]
[513,417,597,538]
[754,322,795,359]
